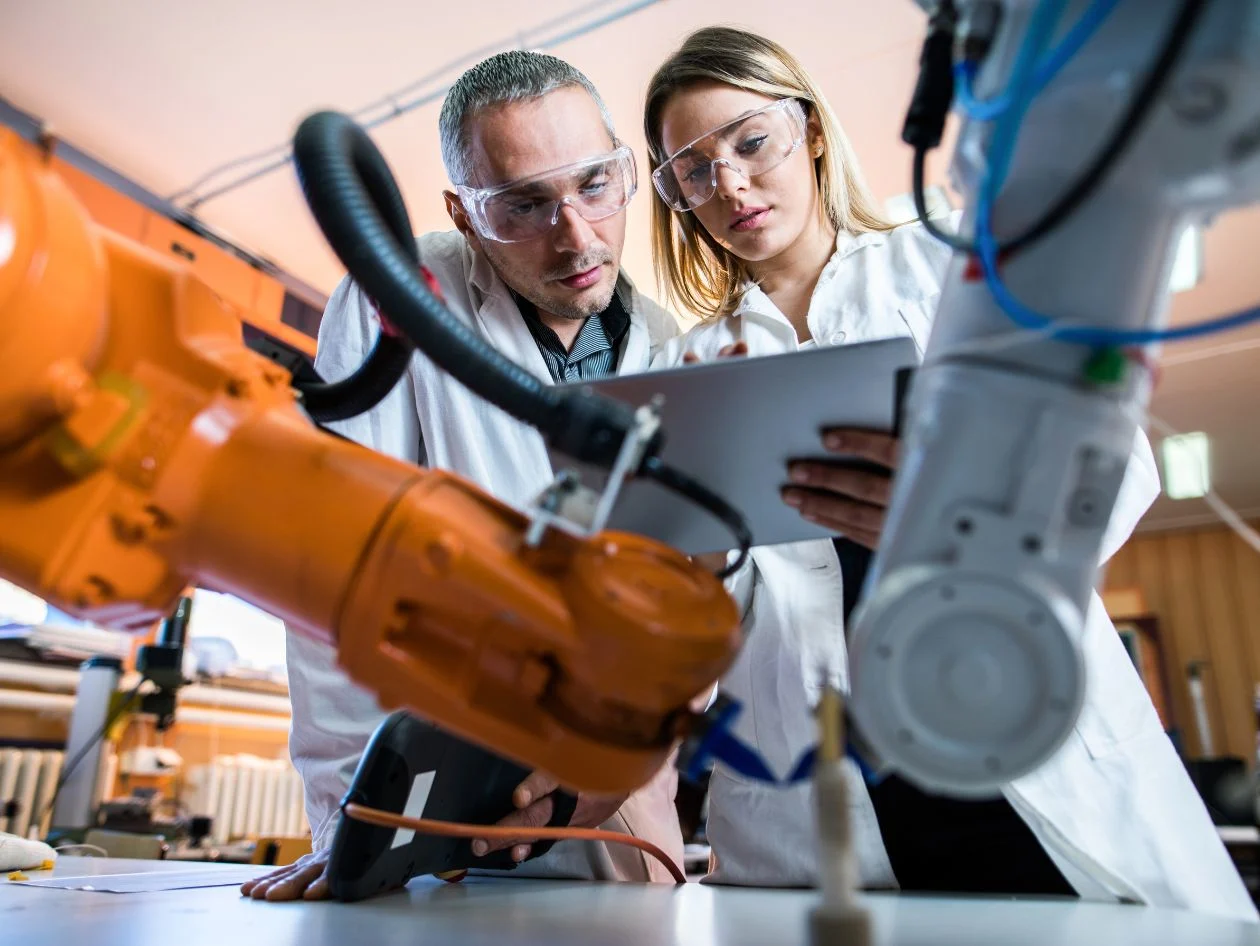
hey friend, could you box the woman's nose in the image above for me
[712,160,748,200]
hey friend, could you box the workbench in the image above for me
[2,856,1256,946]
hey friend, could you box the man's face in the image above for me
[450,86,627,321]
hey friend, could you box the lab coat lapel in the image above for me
[730,287,799,354]
[617,276,652,372]
[457,248,555,505]
[466,251,553,384]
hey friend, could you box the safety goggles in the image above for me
[456,147,637,244]
[651,99,807,212]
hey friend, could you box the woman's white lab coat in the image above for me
[286,230,685,882]
[656,222,1256,922]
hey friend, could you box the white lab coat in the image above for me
[656,222,1257,922]
[286,230,684,882]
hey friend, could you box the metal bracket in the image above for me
[523,399,663,547]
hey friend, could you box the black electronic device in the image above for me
[325,711,577,902]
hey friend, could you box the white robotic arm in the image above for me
[848,0,1260,795]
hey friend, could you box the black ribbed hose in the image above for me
[289,118,417,423]
[293,110,639,457]
[290,110,753,563]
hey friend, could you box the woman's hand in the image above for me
[681,340,748,364]
[691,550,732,573]
[782,428,899,551]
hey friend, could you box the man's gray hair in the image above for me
[439,49,616,186]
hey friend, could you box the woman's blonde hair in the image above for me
[644,26,895,320]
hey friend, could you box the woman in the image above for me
[644,26,1253,921]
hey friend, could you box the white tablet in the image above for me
[551,337,918,554]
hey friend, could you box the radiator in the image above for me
[0,748,63,839]
[185,755,307,843]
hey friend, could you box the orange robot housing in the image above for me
[0,129,740,794]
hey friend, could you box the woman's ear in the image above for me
[807,117,826,159]
[800,102,825,159]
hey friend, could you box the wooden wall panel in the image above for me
[1105,521,1260,761]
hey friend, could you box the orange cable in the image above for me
[341,802,687,885]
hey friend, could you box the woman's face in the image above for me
[657,81,823,265]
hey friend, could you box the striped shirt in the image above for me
[514,285,631,383]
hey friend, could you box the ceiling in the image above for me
[1,0,1256,534]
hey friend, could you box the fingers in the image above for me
[473,793,556,858]
[820,428,899,468]
[681,341,748,364]
[513,771,559,810]
[787,463,892,507]
[782,490,886,549]
[303,871,331,901]
[241,853,331,902]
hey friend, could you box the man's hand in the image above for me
[240,848,331,901]
[782,428,899,550]
[691,550,731,573]
[471,771,628,864]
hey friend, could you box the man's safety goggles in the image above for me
[456,147,637,244]
[651,99,807,212]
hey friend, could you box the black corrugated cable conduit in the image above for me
[287,115,417,423]
[290,110,752,561]
[291,110,642,468]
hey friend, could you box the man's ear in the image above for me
[444,190,482,252]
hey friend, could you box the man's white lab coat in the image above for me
[655,222,1257,921]
[287,230,684,881]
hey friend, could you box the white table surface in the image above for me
[2,856,1257,946]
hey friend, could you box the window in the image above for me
[185,589,288,680]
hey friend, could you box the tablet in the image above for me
[552,337,917,555]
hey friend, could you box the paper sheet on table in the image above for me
[12,865,266,892]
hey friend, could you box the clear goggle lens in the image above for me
[457,146,637,243]
[652,99,807,212]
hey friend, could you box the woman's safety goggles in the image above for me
[456,147,637,244]
[651,99,807,212]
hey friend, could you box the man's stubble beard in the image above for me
[483,244,617,321]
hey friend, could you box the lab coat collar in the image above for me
[462,237,651,379]
[831,226,887,262]
[730,228,890,337]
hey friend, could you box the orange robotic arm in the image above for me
[0,127,740,795]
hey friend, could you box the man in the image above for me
[242,50,681,901]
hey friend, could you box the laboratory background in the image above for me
[0,1,1258,944]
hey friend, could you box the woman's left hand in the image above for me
[782,428,899,551]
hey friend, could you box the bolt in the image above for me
[1169,76,1228,124]
[111,512,147,545]
[86,575,114,601]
